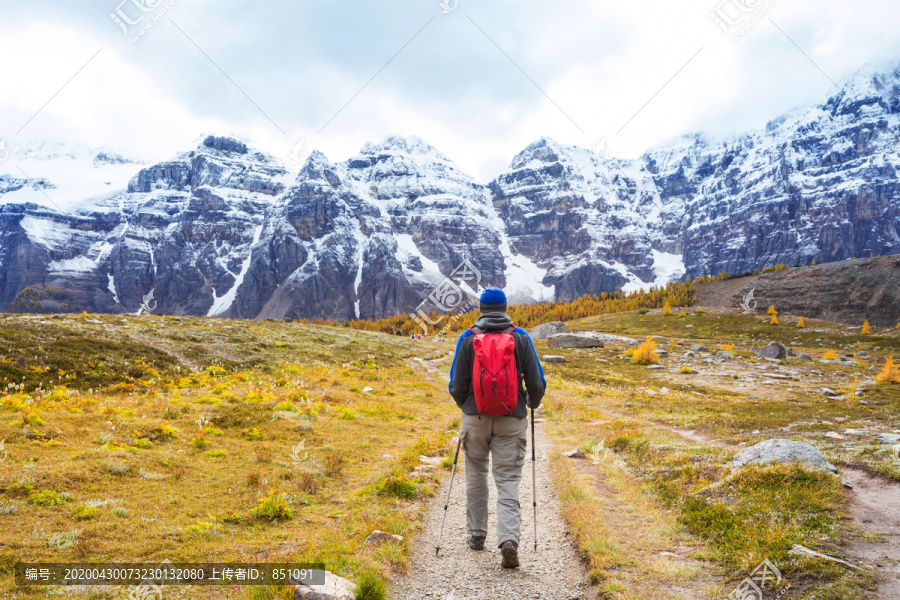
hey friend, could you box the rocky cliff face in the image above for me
[1,62,899,320]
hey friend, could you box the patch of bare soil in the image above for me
[842,468,900,598]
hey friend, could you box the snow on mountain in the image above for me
[0,140,143,212]
[1,60,899,319]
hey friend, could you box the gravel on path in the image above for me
[391,422,589,600]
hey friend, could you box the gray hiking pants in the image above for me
[460,413,528,547]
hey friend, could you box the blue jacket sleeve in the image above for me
[448,329,475,394]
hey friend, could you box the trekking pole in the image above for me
[435,434,462,556]
[530,407,538,551]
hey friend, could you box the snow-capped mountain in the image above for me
[1,60,899,320]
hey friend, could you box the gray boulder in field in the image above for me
[543,355,569,363]
[756,342,787,360]
[548,333,604,348]
[530,321,568,339]
[731,439,837,474]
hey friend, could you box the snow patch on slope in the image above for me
[107,274,120,304]
[207,224,263,317]
[48,256,96,274]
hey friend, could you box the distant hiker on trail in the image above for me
[448,287,545,569]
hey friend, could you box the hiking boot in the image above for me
[500,540,519,568]
[467,534,486,551]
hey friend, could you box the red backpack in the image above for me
[469,326,518,416]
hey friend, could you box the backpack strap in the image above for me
[468,326,483,335]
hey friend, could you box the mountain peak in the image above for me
[200,135,250,156]
[360,135,446,159]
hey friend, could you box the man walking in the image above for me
[448,287,545,568]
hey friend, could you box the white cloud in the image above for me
[2,0,900,185]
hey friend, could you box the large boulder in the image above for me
[294,571,357,600]
[756,342,787,360]
[548,333,604,348]
[530,321,568,339]
[731,439,837,474]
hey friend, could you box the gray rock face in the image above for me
[542,355,568,363]
[732,439,837,474]
[530,321,568,339]
[717,350,735,358]
[798,353,813,361]
[4,61,900,319]
[548,333,605,348]
[878,433,900,445]
[757,342,787,360]
[691,344,708,352]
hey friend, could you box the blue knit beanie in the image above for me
[479,287,507,313]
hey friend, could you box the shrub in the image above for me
[638,308,650,315]
[379,475,418,499]
[112,507,129,518]
[251,490,293,521]
[767,305,777,316]
[273,401,298,413]
[207,449,227,458]
[630,338,659,365]
[72,505,99,521]
[295,471,320,495]
[242,427,263,441]
[679,366,695,375]
[822,349,839,361]
[876,356,900,384]
[190,435,210,450]
[770,314,779,325]
[102,460,131,476]
[47,529,81,550]
[323,450,345,478]
[663,301,672,316]
[149,424,178,441]
[29,489,69,506]
[336,407,358,420]
[355,571,388,600]
[861,320,871,334]
[796,317,805,328]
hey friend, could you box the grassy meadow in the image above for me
[1,305,899,599]
[539,307,900,599]
[0,313,458,600]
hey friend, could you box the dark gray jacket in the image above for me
[448,313,545,417]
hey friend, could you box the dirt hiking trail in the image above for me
[391,422,589,600]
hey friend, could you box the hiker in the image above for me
[448,287,545,568]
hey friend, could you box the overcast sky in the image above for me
[1,0,900,181]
